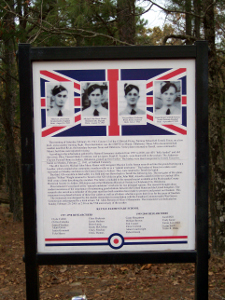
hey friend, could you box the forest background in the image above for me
[0,0,224,256]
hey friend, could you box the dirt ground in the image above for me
[0,204,225,300]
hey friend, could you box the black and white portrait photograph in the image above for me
[81,82,109,126]
[118,81,146,125]
[154,81,181,116]
[47,82,73,118]
[119,82,145,115]
[81,82,109,117]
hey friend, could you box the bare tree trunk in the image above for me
[193,0,201,38]
[204,0,225,255]
[0,1,22,221]
[185,0,192,44]
[117,0,135,44]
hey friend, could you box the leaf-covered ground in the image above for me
[0,204,225,300]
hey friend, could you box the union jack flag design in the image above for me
[40,68,187,138]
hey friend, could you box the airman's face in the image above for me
[53,90,68,108]
[125,88,140,107]
[89,88,102,106]
[161,86,176,107]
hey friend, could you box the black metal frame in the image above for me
[18,42,208,300]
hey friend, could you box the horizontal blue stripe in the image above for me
[122,123,175,136]
[53,124,107,137]
[45,241,187,247]
[45,242,108,247]
[121,69,171,80]
[55,70,105,81]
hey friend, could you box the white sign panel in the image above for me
[33,59,195,253]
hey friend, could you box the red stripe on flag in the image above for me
[182,96,187,105]
[163,124,187,135]
[45,237,108,241]
[40,70,70,82]
[45,235,188,242]
[158,68,186,80]
[147,114,153,121]
[147,96,153,105]
[75,114,81,123]
[125,235,188,240]
[74,97,81,106]
[41,98,46,107]
[42,126,65,137]
[74,82,80,90]
[146,81,153,89]
[108,69,120,136]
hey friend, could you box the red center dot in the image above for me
[114,238,119,244]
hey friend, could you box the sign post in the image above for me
[18,42,208,300]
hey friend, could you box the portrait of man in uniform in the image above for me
[82,83,108,117]
[120,83,145,115]
[47,83,72,117]
[155,81,181,116]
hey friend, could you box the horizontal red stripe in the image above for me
[40,70,70,82]
[147,114,153,121]
[41,98,46,107]
[163,124,187,135]
[74,97,81,106]
[158,68,186,80]
[45,235,188,242]
[125,236,188,240]
[45,237,108,241]
[147,96,153,105]
[42,126,65,137]
[75,114,81,122]
[182,96,187,105]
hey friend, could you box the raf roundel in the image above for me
[108,233,124,249]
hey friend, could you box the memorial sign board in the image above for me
[18,43,208,300]
[33,59,195,254]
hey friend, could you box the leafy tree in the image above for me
[0,0,22,221]
[0,0,146,221]
[136,23,182,45]
[146,0,225,255]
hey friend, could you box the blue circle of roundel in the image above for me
[108,233,124,249]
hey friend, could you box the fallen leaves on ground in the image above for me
[0,204,225,300]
